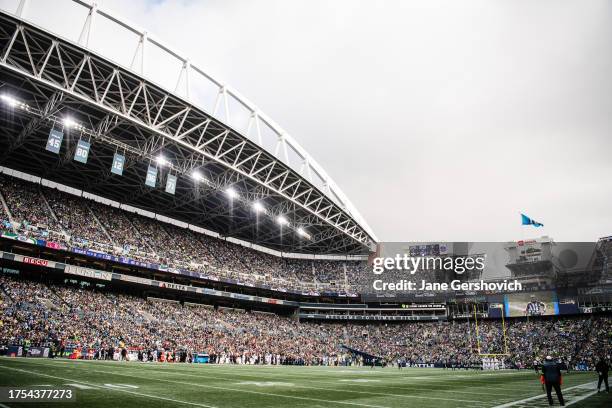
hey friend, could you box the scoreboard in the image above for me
[408,243,449,257]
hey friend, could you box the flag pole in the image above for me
[519,212,525,253]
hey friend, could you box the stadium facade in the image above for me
[0,2,610,388]
[0,0,377,256]
[0,0,611,315]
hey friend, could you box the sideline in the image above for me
[491,381,598,407]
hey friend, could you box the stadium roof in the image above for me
[0,0,378,255]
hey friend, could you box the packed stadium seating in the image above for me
[0,274,608,368]
[1,173,609,370]
[0,173,366,293]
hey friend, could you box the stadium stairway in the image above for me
[39,188,67,236]
[47,286,72,309]
[38,296,61,311]
[125,215,153,253]
[0,188,16,231]
[84,202,114,244]
[0,282,15,304]
[192,306,236,330]
[139,309,158,324]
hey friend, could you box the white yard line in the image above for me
[11,358,597,408]
[229,368,519,396]
[168,364,553,393]
[143,363,511,398]
[0,360,393,408]
[51,359,532,395]
[563,390,600,406]
[67,359,512,397]
[0,363,218,408]
[70,367,407,407]
[491,381,598,408]
[9,359,490,407]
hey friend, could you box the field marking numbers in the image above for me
[65,383,96,390]
[104,384,139,389]
[1,360,392,408]
[27,359,520,403]
[237,381,294,387]
[66,363,490,405]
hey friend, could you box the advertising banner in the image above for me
[26,347,50,358]
[7,345,23,357]
[65,265,112,281]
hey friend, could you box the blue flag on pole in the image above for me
[521,213,544,227]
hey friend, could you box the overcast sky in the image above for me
[6,0,612,242]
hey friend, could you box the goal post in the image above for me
[473,304,510,357]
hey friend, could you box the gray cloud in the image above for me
[7,0,612,242]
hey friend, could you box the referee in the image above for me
[541,356,565,406]
[596,356,609,393]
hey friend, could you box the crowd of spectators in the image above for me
[0,175,63,239]
[1,174,608,370]
[0,275,342,365]
[345,317,609,369]
[45,188,111,248]
[0,174,364,293]
[0,275,609,369]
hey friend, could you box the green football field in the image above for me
[0,358,609,408]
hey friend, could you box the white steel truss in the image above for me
[0,2,377,253]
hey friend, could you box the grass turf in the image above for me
[0,357,609,408]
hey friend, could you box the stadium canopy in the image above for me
[0,0,378,255]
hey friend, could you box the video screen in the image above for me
[408,244,447,257]
[504,291,559,317]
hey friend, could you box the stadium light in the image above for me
[0,94,18,107]
[156,154,169,167]
[276,215,289,226]
[63,116,76,128]
[225,187,238,199]
[192,170,205,182]
[252,202,265,213]
[63,116,84,131]
[1,94,30,111]
[297,227,311,240]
